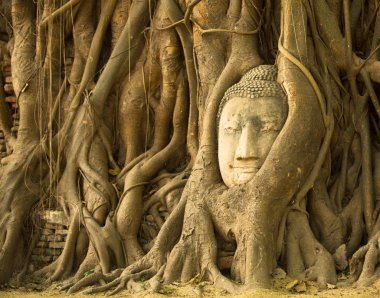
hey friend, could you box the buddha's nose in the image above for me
[235,123,258,160]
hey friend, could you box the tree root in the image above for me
[0,144,42,284]
[285,209,337,289]
[65,189,188,294]
[67,240,164,294]
[350,229,380,287]
[82,208,125,273]
[33,212,81,281]
[58,243,100,291]
[68,268,123,294]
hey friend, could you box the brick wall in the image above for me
[1,53,19,158]
[31,211,68,266]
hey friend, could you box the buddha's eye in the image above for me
[223,121,240,134]
[260,122,280,133]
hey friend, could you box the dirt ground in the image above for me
[1,269,380,297]
[1,284,379,298]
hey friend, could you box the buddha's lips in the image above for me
[229,165,260,173]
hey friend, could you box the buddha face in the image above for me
[218,96,287,188]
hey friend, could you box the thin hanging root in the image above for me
[192,18,262,35]
[40,0,82,27]
[184,0,201,32]
[156,0,200,31]
[48,75,67,132]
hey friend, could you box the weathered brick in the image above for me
[36,241,49,248]
[55,229,68,235]
[45,223,66,230]
[32,248,44,255]
[49,242,65,249]
[42,211,68,226]
[4,76,12,83]
[4,83,13,94]
[40,234,63,242]
[5,96,16,103]
[3,65,11,74]
[45,248,62,256]
[40,229,54,235]
[33,248,62,256]
[31,255,52,262]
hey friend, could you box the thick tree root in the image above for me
[285,209,337,288]
[33,212,81,281]
[350,229,380,287]
[67,245,164,294]
[59,243,99,291]
[0,144,42,284]
[66,189,188,294]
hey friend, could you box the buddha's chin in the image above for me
[232,169,257,186]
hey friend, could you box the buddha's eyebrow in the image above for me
[258,118,283,130]
[224,119,239,126]
[258,116,281,123]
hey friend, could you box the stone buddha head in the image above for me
[217,65,287,188]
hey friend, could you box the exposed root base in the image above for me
[350,230,380,287]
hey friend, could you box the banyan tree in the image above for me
[1,0,380,295]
